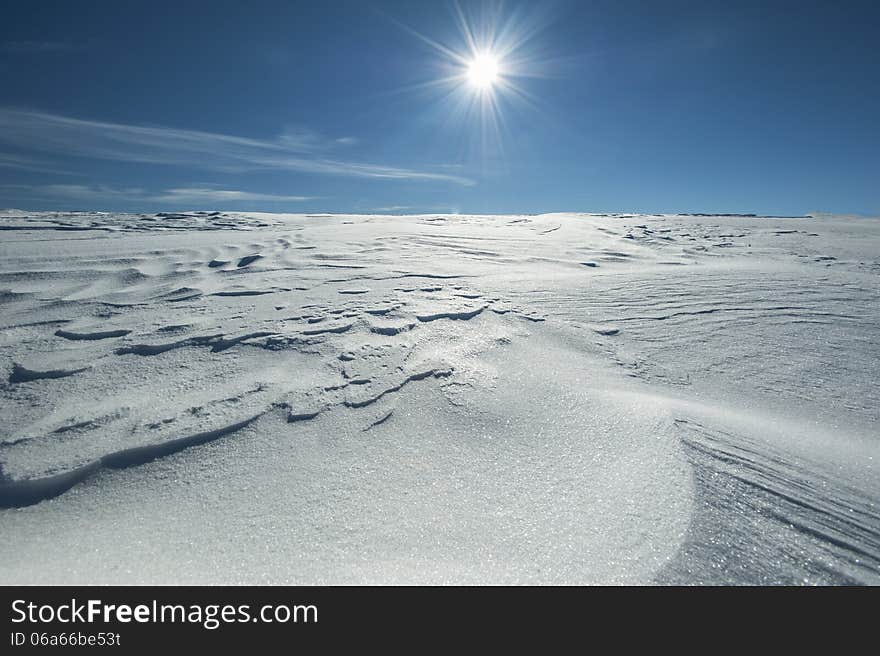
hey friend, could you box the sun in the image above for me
[466,52,500,90]
[393,2,547,138]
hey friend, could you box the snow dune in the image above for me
[0,210,877,584]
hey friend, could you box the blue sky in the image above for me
[1,0,877,215]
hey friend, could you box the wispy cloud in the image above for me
[1,184,316,205]
[156,187,315,203]
[0,152,74,176]
[0,109,474,185]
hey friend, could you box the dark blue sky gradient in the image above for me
[1,1,877,215]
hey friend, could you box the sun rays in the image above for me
[385,1,551,156]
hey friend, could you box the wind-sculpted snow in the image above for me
[658,408,879,584]
[0,209,877,583]
[8,363,89,384]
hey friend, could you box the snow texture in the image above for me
[0,209,877,584]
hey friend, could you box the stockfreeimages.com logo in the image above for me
[11,599,318,631]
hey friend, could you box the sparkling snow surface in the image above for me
[0,210,877,584]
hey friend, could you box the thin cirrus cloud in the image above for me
[3,184,316,205]
[0,152,74,176]
[156,187,315,203]
[0,109,474,185]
